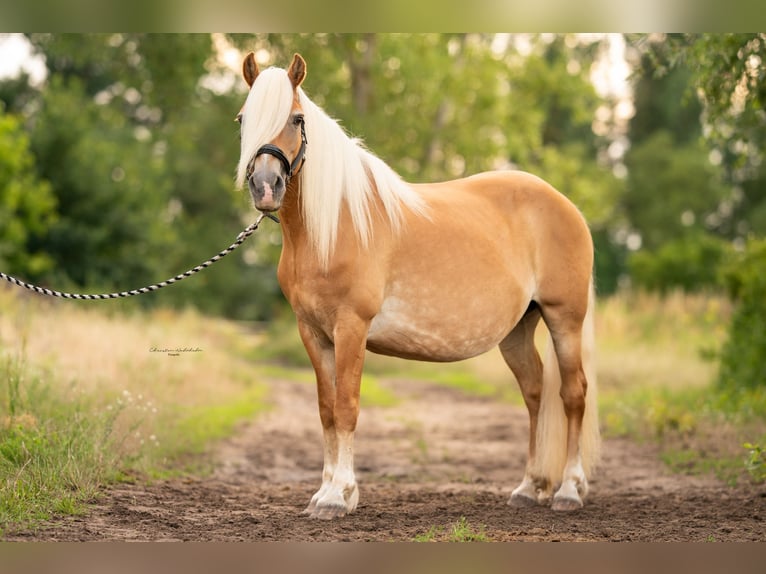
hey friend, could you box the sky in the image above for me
[0,34,46,85]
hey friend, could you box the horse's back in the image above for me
[415,170,586,225]
[414,169,594,312]
[365,171,591,362]
[409,170,592,269]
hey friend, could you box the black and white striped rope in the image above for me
[0,213,278,300]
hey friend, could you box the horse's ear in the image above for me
[287,53,306,89]
[243,52,259,88]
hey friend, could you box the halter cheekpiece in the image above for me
[254,117,307,184]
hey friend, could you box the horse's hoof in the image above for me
[311,503,348,520]
[551,496,583,512]
[508,492,538,508]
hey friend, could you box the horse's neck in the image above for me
[277,178,373,270]
[276,179,308,249]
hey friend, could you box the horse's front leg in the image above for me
[297,320,338,516]
[299,315,368,519]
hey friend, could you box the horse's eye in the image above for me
[293,114,304,126]
[235,113,243,124]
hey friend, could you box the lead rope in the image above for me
[0,213,279,300]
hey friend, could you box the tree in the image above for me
[621,35,732,292]
[1,34,284,318]
[623,131,727,252]
[654,34,766,390]
[718,238,766,391]
[0,108,56,278]
[642,34,766,242]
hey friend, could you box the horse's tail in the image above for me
[533,277,601,489]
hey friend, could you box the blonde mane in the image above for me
[237,66,427,268]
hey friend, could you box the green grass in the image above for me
[599,359,766,485]
[660,448,744,486]
[147,385,270,478]
[413,516,489,542]
[0,348,271,534]
[0,291,275,536]
[0,355,119,533]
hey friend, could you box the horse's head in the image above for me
[237,53,307,213]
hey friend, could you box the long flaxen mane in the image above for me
[237,66,427,268]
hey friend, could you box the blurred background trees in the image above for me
[0,33,625,316]
[0,35,763,358]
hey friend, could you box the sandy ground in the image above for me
[6,375,765,541]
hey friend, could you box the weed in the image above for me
[413,517,488,542]
[412,525,442,542]
[449,516,488,542]
[743,442,766,483]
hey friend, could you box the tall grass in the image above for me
[595,290,765,484]
[0,287,268,534]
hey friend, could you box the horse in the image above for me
[235,52,600,519]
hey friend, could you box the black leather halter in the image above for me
[254,117,307,184]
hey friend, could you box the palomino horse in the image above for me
[236,53,600,519]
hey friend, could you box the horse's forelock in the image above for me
[236,67,295,188]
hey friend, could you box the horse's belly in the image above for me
[366,295,513,362]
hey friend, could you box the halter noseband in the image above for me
[254,117,307,184]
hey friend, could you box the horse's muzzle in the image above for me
[248,169,285,212]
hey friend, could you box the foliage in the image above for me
[623,34,766,304]
[638,34,766,242]
[152,385,268,476]
[597,288,765,485]
[628,38,704,147]
[661,34,765,172]
[718,238,766,391]
[622,131,728,252]
[601,381,766,485]
[0,110,57,279]
[28,74,176,290]
[628,232,731,293]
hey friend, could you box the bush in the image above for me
[718,238,766,391]
[629,233,731,293]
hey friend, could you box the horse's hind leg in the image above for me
[498,304,552,506]
[543,302,590,511]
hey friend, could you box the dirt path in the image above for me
[7,376,766,541]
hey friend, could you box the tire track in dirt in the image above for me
[7,376,766,541]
